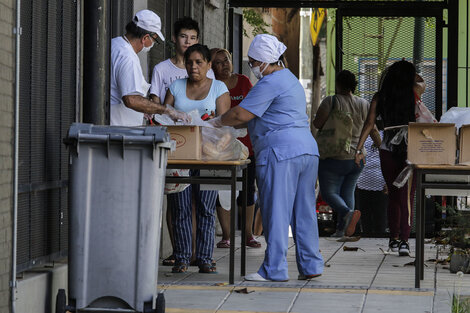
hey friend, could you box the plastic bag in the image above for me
[164,169,190,194]
[415,98,437,123]
[201,126,248,160]
[440,107,470,129]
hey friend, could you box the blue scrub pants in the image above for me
[256,151,324,281]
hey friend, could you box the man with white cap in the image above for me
[110,9,188,126]
[209,34,324,282]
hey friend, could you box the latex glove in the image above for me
[207,115,224,128]
[165,106,191,123]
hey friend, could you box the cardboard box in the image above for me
[459,124,470,165]
[166,126,202,160]
[408,123,456,165]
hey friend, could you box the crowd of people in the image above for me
[110,9,431,282]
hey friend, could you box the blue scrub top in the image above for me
[239,69,319,165]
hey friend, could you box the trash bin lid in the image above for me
[65,123,170,146]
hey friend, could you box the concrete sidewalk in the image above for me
[157,236,470,313]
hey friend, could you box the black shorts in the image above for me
[216,155,256,207]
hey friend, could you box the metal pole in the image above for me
[83,0,111,125]
[447,0,459,109]
[335,9,343,73]
[111,0,122,39]
[76,0,82,122]
[12,0,21,311]
[412,1,425,73]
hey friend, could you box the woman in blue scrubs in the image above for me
[209,34,324,281]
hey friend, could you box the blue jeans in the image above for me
[318,158,364,231]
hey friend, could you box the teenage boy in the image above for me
[150,17,214,104]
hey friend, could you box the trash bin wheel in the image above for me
[56,289,67,313]
[156,293,165,313]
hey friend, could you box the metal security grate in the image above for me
[340,16,443,116]
[17,0,77,272]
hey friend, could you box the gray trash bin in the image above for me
[58,123,172,313]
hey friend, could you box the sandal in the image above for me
[198,263,217,274]
[171,263,188,273]
[216,239,230,248]
[246,236,261,248]
[162,254,175,266]
[190,259,217,267]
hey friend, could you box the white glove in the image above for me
[207,116,224,128]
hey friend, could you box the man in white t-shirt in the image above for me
[149,17,214,105]
[110,9,187,126]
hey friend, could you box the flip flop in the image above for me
[190,259,217,267]
[162,254,175,266]
[246,237,261,248]
[171,263,188,273]
[198,263,217,274]
[216,239,230,248]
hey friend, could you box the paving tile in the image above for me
[163,288,228,311]
[363,293,433,313]
[291,291,365,313]
[219,290,298,312]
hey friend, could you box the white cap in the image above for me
[133,9,165,41]
[248,34,286,64]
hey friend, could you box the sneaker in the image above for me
[345,210,361,237]
[244,272,270,282]
[398,240,410,256]
[389,239,400,252]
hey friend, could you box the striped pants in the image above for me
[168,172,217,265]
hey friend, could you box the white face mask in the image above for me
[250,62,267,79]
[140,41,154,54]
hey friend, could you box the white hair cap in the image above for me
[133,9,165,41]
[248,34,287,64]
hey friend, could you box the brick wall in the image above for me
[0,0,14,311]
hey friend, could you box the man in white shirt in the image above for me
[149,17,215,104]
[110,9,187,126]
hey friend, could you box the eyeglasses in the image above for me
[148,33,160,45]
[248,60,258,68]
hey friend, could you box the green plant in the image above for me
[242,9,270,38]
[436,203,470,249]
[452,294,470,313]
[452,272,470,313]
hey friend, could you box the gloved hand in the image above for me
[164,106,191,123]
[207,115,224,128]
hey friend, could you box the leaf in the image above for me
[234,288,254,294]
[343,246,365,252]
[214,282,229,286]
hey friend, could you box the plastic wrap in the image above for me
[201,127,248,161]
[440,107,470,129]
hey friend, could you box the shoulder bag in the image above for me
[315,95,354,159]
